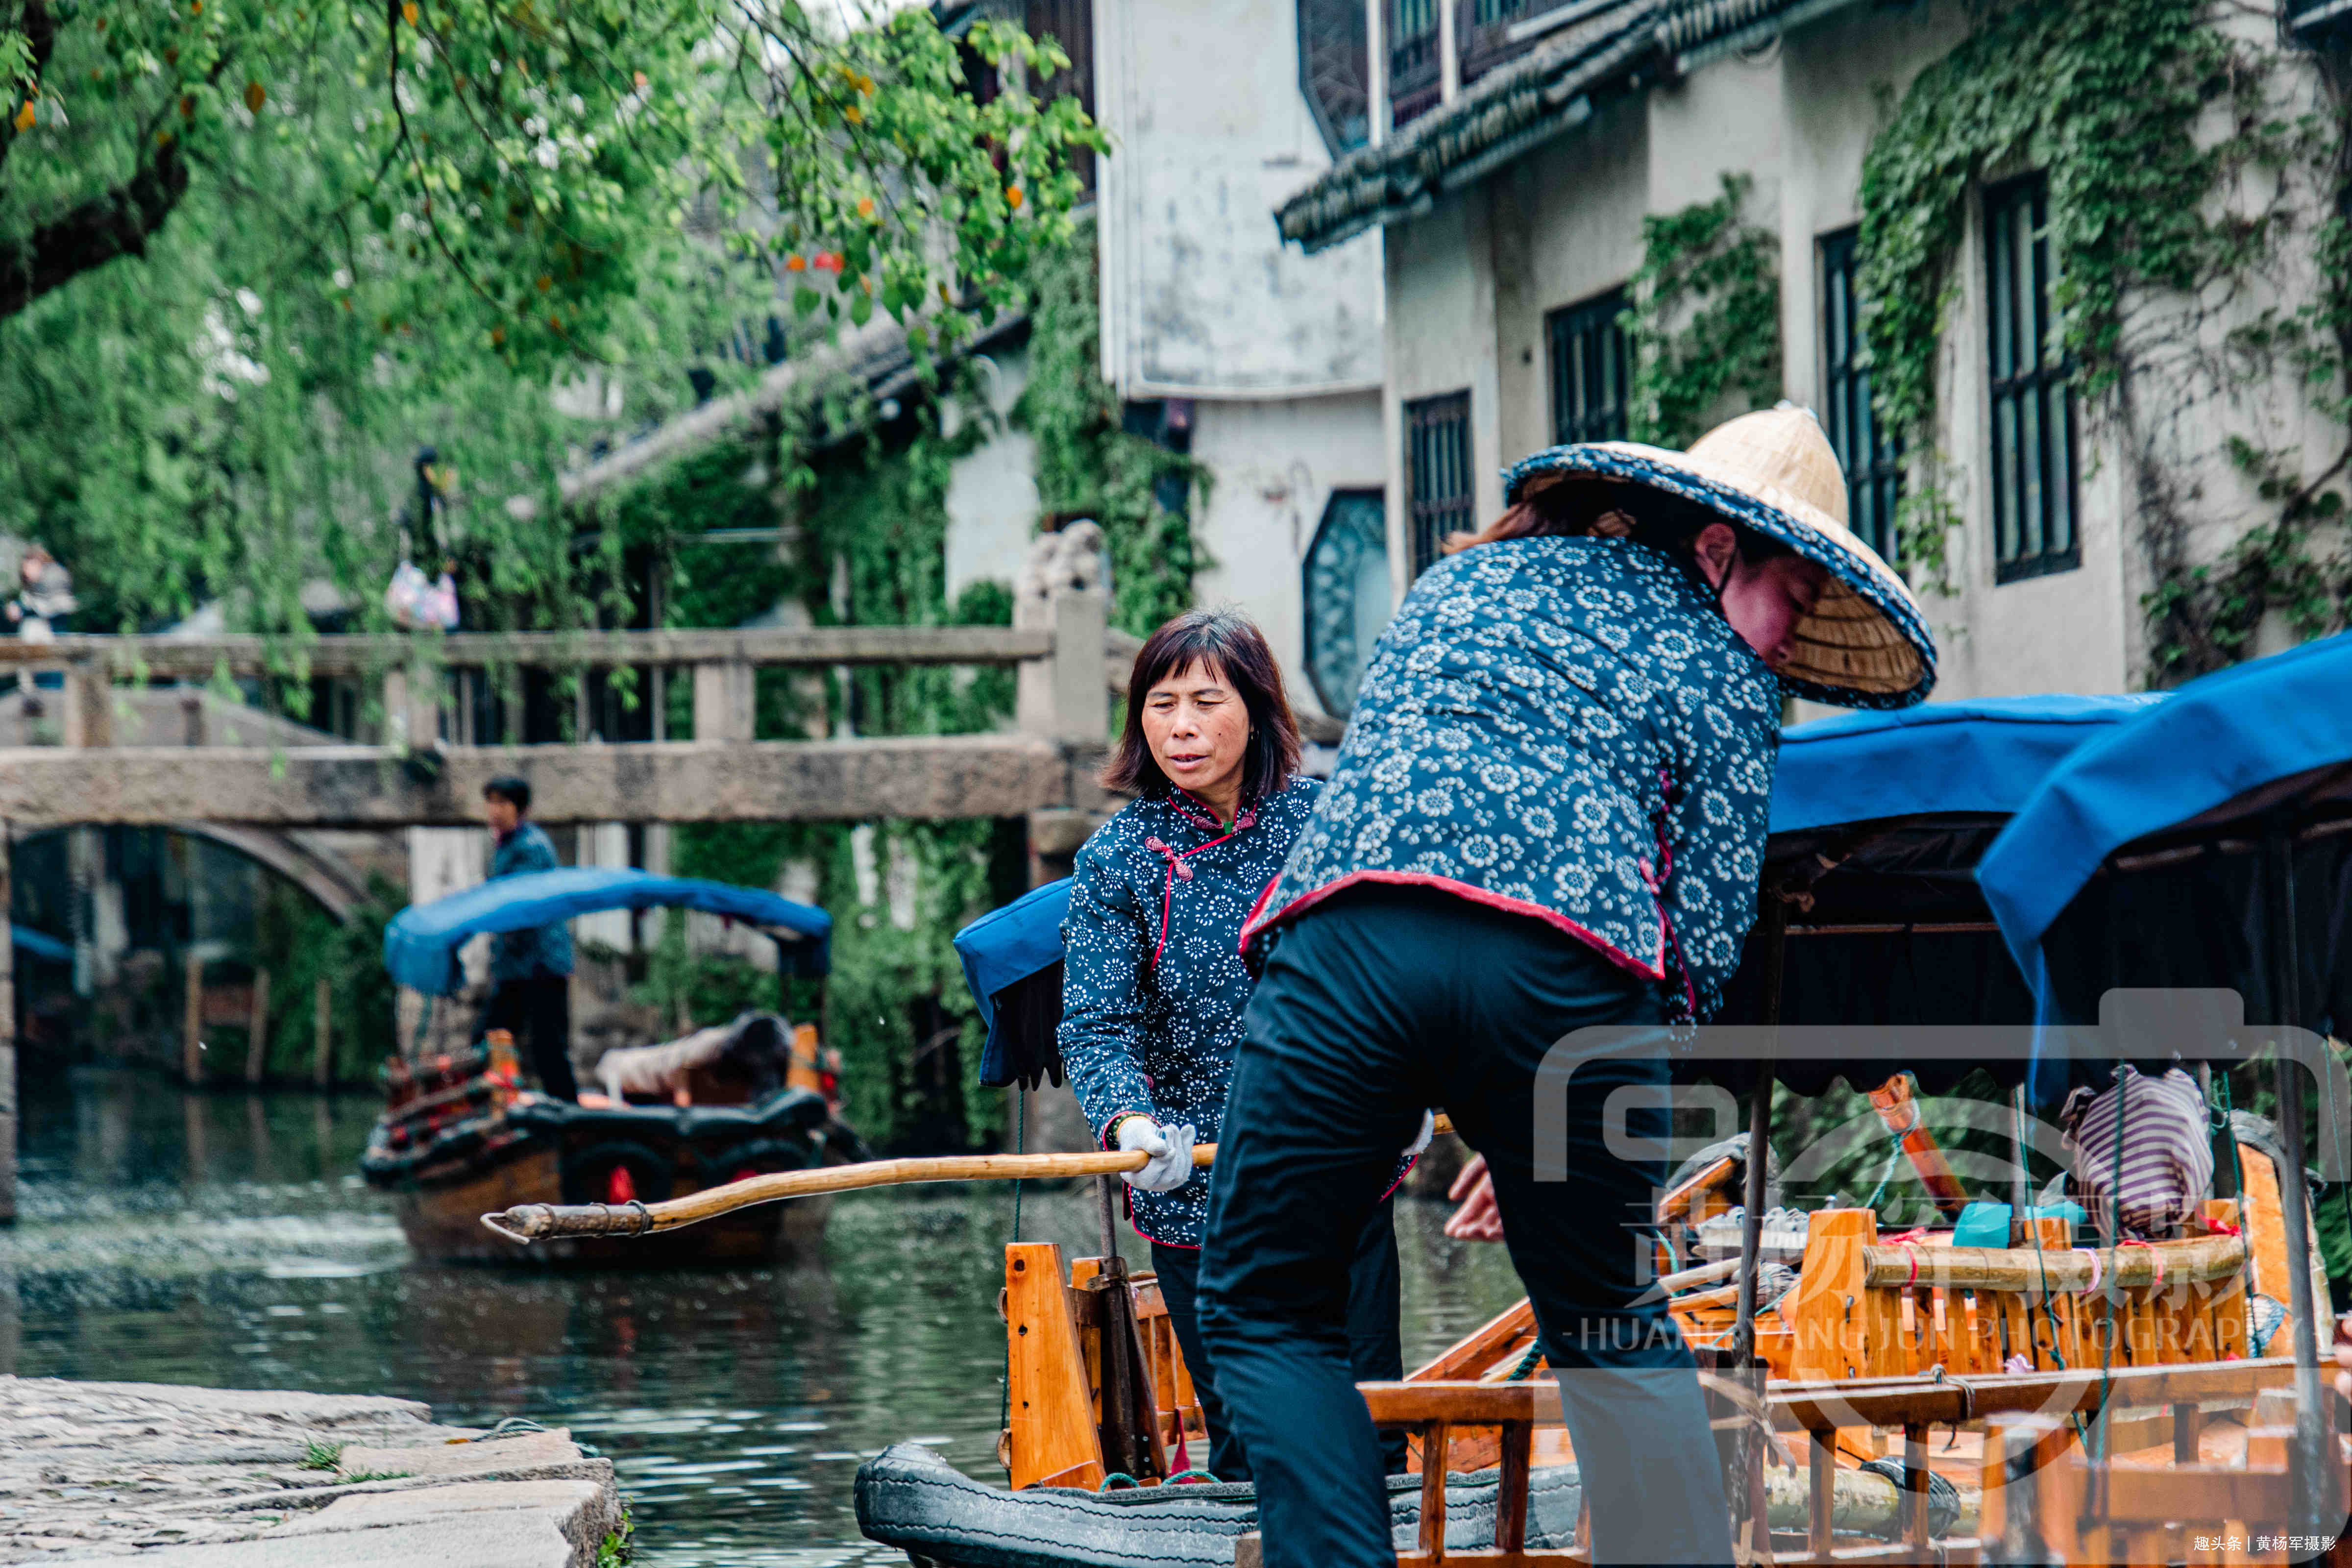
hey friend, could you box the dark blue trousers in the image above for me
[1153,1200,1407,1483]
[1198,884,1734,1567]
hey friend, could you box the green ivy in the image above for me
[1014,229,1208,636]
[251,873,403,1084]
[1852,0,2234,589]
[1623,173,1782,449]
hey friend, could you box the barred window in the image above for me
[1547,289,1630,446]
[1984,174,2080,582]
[1818,227,1903,562]
[1406,391,1473,579]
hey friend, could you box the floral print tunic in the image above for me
[1058,777,1321,1247]
[1241,535,1782,1021]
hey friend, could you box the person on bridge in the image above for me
[1197,405,1937,1567]
[1056,609,1427,1483]
[481,776,580,1102]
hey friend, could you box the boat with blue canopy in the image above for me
[365,869,865,1266]
[865,692,2344,1568]
[1979,633,2352,1522]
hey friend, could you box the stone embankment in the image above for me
[0,1377,622,1566]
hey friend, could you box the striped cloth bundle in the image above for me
[2058,1065,2215,1238]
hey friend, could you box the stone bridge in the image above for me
[0,581,1138,1220]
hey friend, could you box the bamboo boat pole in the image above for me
[483,1114,1457,1243]
[1863,1071,1972,1220]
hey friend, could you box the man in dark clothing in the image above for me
[481,776,578,1102]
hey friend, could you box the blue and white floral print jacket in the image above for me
[1241,535,1781,1021]
[1058,776,1321,1247]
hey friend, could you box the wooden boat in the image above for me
[852,688,2352,1565]
[363,1016,868,1266]
[368,868,869,1267]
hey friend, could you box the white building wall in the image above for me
[1188,391,1388,719]
[1094,0,1385,396]
[942,345,1040,606]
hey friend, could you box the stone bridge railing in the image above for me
[0,586,1134,831]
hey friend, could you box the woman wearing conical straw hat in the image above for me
[1196,405,1935,1567]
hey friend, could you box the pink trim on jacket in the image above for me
[1239,868,1670,984]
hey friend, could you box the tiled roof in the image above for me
[1274,0,1859,253]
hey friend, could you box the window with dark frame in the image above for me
[1296,0,1371,156]
[1818,227,1904,563]
[1547,290,1630,447]
[1406,391,1474,579]
[1984,173,2080,582]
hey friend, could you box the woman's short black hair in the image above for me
[1103,610,1302,804]
[483,775,532,813]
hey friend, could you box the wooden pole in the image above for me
[313,976,333,1089]
[182,952,204,1086]
[484,1115,1454,1242]
[2261,824,2331,1538]
[245,968,271,1085]
[1732,891,1786,1561]
[1864,1072,1973,1220]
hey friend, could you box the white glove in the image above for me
[1116,1116,1197,1192]
[1403,1109,1437,1161]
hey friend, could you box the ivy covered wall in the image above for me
[1848,0,2351,675]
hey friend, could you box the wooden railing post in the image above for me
[314,975,333,1089]
[693,659,754,742]
[383,662,440,752]
[245,967,271,1085]
[182,952,205,1086]
[63,656,112,750]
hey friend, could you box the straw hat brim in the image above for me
[1503,441,1936,710]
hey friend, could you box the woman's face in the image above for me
[1141,659,1250,800]
[1694,523,1829,672]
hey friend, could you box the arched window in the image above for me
[1297,0,1372,157]
[1302,490,1393,717]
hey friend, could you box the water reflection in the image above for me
[5,1068,1528,1566]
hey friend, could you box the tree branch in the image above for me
[0,0,62,181]
[0,135,191,318]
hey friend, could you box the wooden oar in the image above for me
[481,1113,1457,1244]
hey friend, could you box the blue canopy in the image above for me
[956,878,1073,1089]
[11,925,71,965]
[385,868,831,996]
[1770,694,2159,834]
[1980,632,2352,1097]
[956,694,2157,1089]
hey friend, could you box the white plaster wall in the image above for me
[1495,92,1651,466]
[1382,191,1503,605]
[406,826,491,988]
[942,345,1039,604]
[1095,0,1385,396]
[1188,391,1389,719]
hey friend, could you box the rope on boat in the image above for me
[1165,1469,1220,1485]
[1098,1472,1139,1492]
[1504,1338,1544,1382]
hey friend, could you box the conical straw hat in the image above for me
[1501,404,1936,708]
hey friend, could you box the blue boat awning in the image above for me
[1980,632,2352,1092]
[385,868,831,996]
[12,925,71,965]
[1770,693,2159,835]
[954,878,1072,1090]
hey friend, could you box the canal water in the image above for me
[4,1068,1531,1567]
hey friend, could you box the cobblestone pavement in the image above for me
[0,1376,619,1565]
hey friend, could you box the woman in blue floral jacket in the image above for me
[1059,609,1418,1482]
[1198,407,1938,1568]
